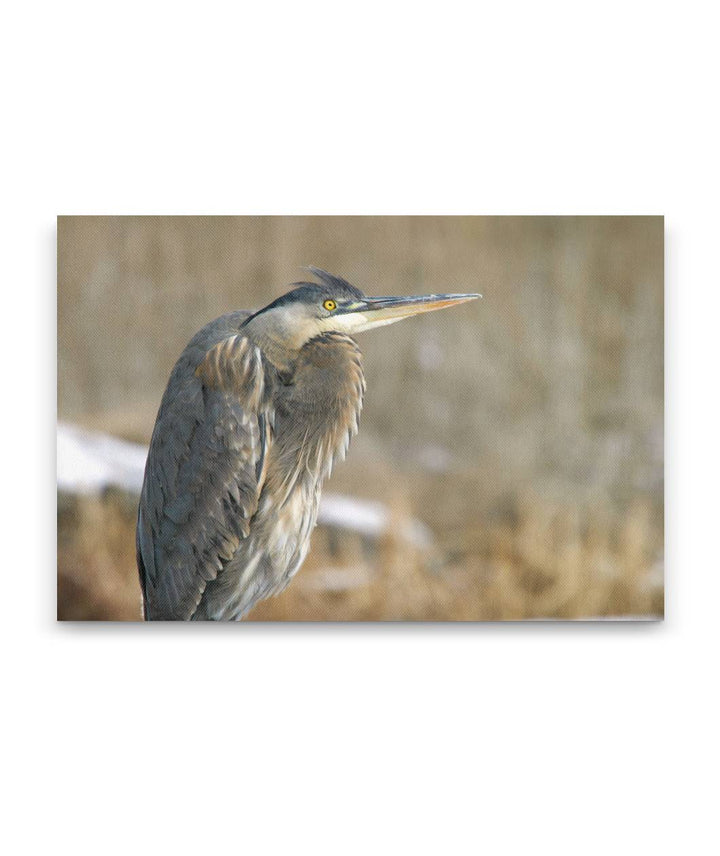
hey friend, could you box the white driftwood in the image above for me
[56,422,434,550]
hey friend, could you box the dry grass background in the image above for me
[57,216,663,620]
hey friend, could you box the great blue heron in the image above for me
[137,268,480,620]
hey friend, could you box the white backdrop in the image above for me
[4,1,718,854]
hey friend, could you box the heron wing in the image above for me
[137,333,271,619]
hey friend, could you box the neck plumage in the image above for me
[244,311,321,373]
[274,332,366,481]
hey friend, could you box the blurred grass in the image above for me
[57,490,663,620]
[57,216,663,620]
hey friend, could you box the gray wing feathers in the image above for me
[137,331,270,619]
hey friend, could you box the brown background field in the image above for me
[57,216,664,620]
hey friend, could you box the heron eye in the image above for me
[323,299,337,312]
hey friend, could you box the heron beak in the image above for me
[337,292,481,332]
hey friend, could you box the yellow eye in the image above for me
[323,299,337,312]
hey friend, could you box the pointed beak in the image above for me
[337,292,481,332]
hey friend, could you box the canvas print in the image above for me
[57,216,664,621]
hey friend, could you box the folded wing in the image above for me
[137,334,271,619]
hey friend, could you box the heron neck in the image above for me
[243,316,305,373]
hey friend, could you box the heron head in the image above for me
[243,267,480,367]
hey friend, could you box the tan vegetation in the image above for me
[57,487,662,620]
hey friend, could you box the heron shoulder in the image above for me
[182,310,253,353]
[195,334,266,411]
